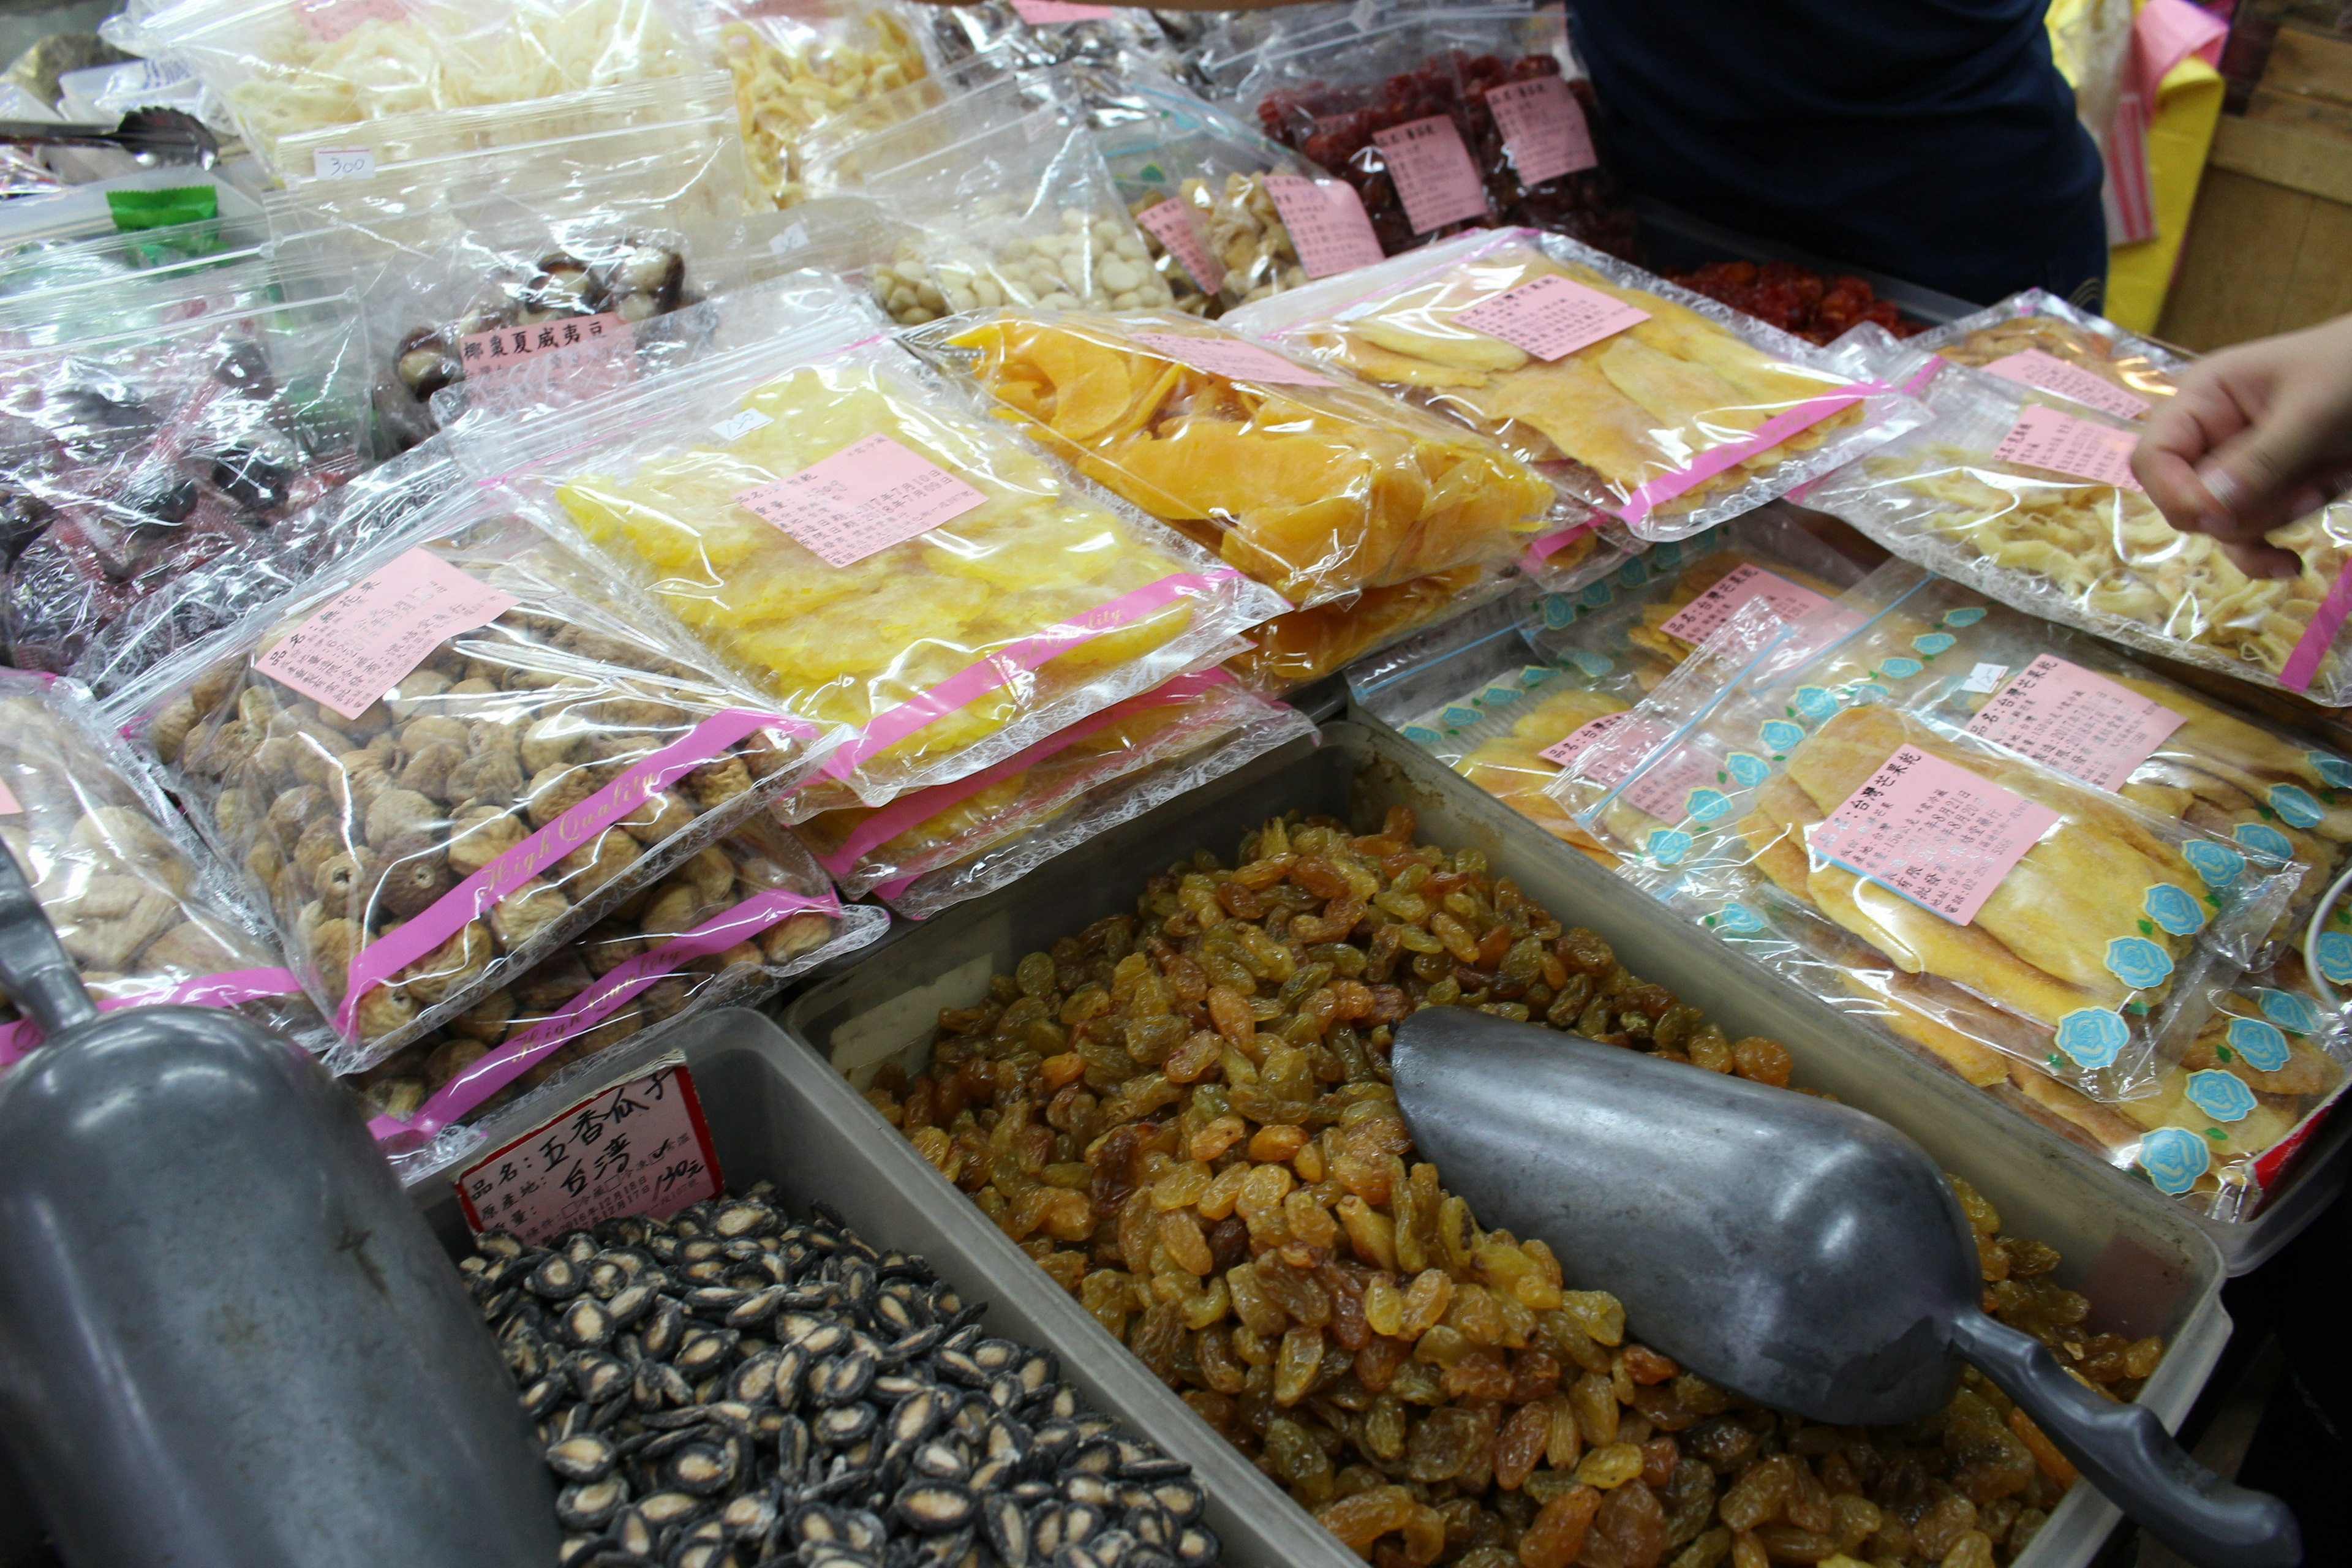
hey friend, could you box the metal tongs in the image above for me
[0,108,217,167]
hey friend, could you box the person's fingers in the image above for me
[2216,535,2304,579]
[2195,392,2344,526]
[2133,369,2258,529]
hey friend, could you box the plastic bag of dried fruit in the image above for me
[813,69,1180,325]
[1227,563,1525,697]
[1806,344,2352,706]
[1550,596,2299,1104]
[0,670,331,1067]
[456,311,1286,810]
[704,0,932,209]
[265,74,753,454]
[1227,226,1930,546]
[918,0,1177,72]
[356,813,886,1178]
[0,268,373,674]
[107,492,833,1069]
[114,0,708,176]
[906,309,1565,610]
[1910,286,2188,421]
[794,668,1305,901]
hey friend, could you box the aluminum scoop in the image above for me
[1391,1008,2299,1568]
[0,843,554,1566]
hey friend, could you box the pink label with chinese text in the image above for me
[735,433,987,569]
[1135,200,1222,295]
[1128,332,1333,388]
[1622,744,1724,823]
[1983,350,2152,420]
[1264,176,1385,278]
[1010,0,1112,20]
[296,0,405,44]
[1657,562,1833,645]
[1992,405,2145,490]
[459,312,634,404]
[1961,654,2185,792]
[1809,744,2060,925]
[454,1058,721,1244]
[1371,116,1490,235]
[255,549,517,720]
[1541,708,1658,772]
[1453,274,1650,363]
[1486,77,1597,186]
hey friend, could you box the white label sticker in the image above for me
[712,408,775,443]
[311,146,375,181]
[1961,662,2010,695]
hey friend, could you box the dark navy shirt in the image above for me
[1567,0,2108,306]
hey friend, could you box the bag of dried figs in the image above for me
[356,813,887,1182]
[0,671,331,1066]
[106,491,837,1069]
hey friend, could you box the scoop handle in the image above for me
[1950,1311,2299,1568]
[0,840,94,1041]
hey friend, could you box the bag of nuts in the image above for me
[354,813,886,1179]
[0,671,330,1066]
[707,0,935,210]
[110,499,833,1068]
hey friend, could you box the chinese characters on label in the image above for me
[1962,655,2185,791]
[1484,76,1598,186]
[459,311,631,375]
[1981,349,2152,420]
[1541,708,1660,774]
[1809,744,2059,926]
[1371,116,1490,235]
[1262,176,1384,279]
[254,548,518,720]
[1126,332,1335,388]
[1656,562,1831,644]
[1134,200,1223,295]
[1991,405,2144,489]
[734,433,988,569]
[1453,274,1650,362]
[455,1058,722,1246]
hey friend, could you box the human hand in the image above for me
[2132,313,2352,578]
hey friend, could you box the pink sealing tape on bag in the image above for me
[0,965,302,1065]
[1612,384,1888,529]
[2279,565,2352,695]
[1521,519,1596,574]
[813,669,1235,878]
[817,570,1248,782]
[369,886,840,1148]
[336,707,815,1033]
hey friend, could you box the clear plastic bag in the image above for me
[0,281,373,673]
[1912,287,2188,420]
[1551,597,2299,1100]
[353,813,886,1178]
[458,320,1286,809]
[112,497,830,1068]
[1228,227,1929,543]
[1225,563,1515,696]
[910,308,1559,610]
[119,0,707,175]
[707,0,932,209]
[878,683,1316,921]
[1806,353,2352,706]
[919,0,1177,72]
[0,670,330,1067]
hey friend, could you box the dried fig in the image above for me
[525,764,596,828]
[571,1003,641,1058]
[307,916,364,1000]
[424,1035,491,1088]
[763,911,834,964]
[641,880,711,937]
[514,952,594,1011]
[581,922,643,976]
[445,745,526,809]
[490,878,570,950]
[268,786,331,851]
[377,849,454,920]
[190,659,241,714]
[71,807,183,879]
[54,876,181,970]
[383,668,453,720]
[365,788,440,848]
[252,734,308,790]
[391,919,493,1007]
[243,836,285,897]
[399,714,470,755]
[137,919,241,977]
[617,787,695,845]
[399,740,466,801]
[687,754,752,810]
[448,807,526,880]
[354,982,420,1041]
[148,695,200,766]
[213,785,257,842]
[313,847,377,909]
[637,976,692,1023]
[555,829,642,900]
[450,989,515,1044]
[677,848,735,904]
[521,714,593,776]
[687,941,761,976]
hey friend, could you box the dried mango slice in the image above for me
[1030,331,1136,442]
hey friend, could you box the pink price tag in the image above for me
[1371,116,1490,235]
[1983,350,2152,420]
[1453,274,1651,363]
[1961,654,2185,792]
[0,779,17,815]
[1541,709,1662,774]
[1010,0,1112,19]
[1623,744,1724,823]
[1657,562,1832,644]
[734,433,988,569]
[1992,405,2145,490]
[255,549,518,720]
[1809,744,2060,926]
[1135,200,1223,295]
[1485,77,1598,186]
[296,0,404,43]
[454,1058,721,1246]
[1264,176,1385,279]
[459,312,631,376]
[1127,331,1334,388]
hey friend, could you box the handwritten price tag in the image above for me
[735,433,987,568]
[1983,350,2152,420]
[1657,562,1831,644]
[1264,176,1385,279]
[1127,331,1334,388]
[1011,0,1112,20]
[1809,744,2059,925]
[455,1057,722,1246]
[1371,116,1490,235]
[311,146,375,181]
[255,548,517,720]
[295,0,406,45]
[1135,199,1222,295]
[1961,655,2184,792]
[1453,274,1650,362]
[1486,76,1598,186]
[1992,405,2145,490]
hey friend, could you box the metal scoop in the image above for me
[0,845,554,1566]
[1391,1008,2299,1568]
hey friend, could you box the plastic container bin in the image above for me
[718,722,2234,1568]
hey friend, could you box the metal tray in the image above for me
[765,722,2230,1568]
